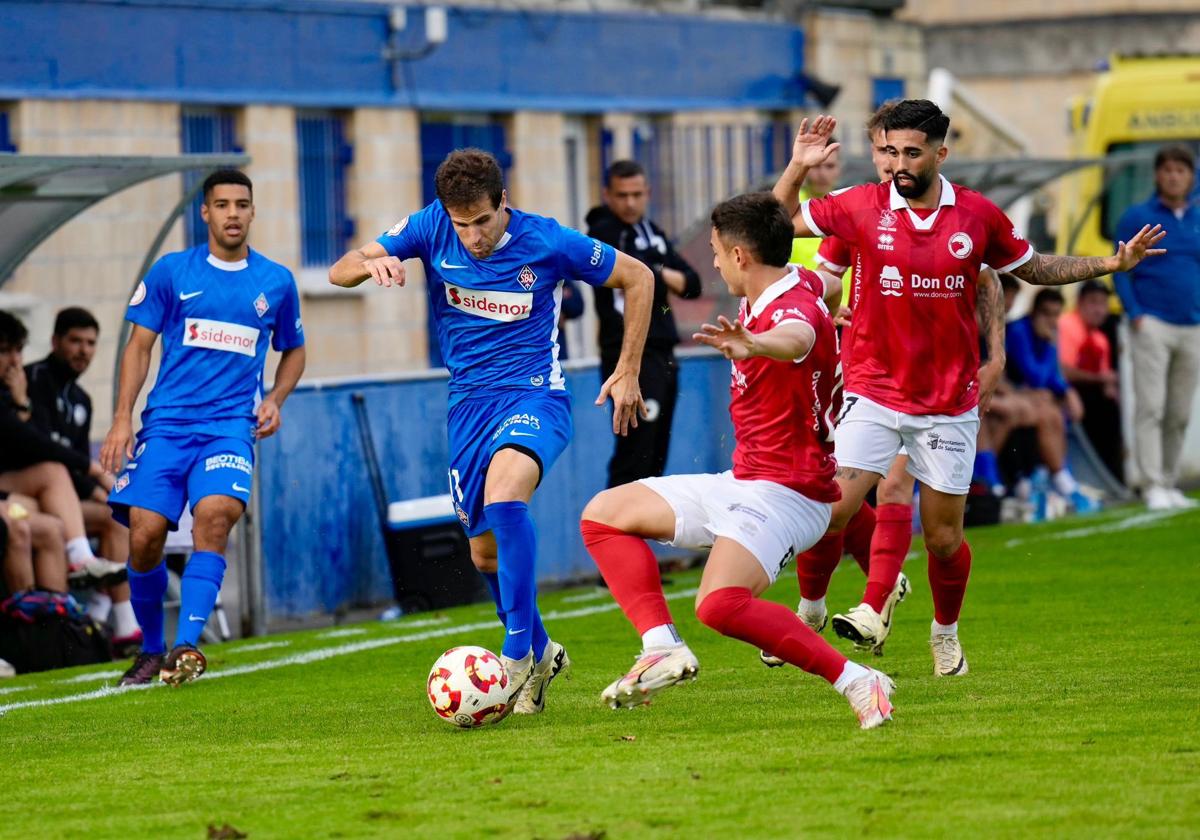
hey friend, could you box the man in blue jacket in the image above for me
[1115,144,1200,510]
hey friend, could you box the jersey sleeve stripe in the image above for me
[995,244,1035,274]
[814,255,848,273]
[800,200,828,238]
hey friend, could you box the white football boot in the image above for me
[833,572,910,655]
[841,668,895,730]
[930,632,968,677]
[601,645,699,710]
[760,603,828,668]
[513,641,570,715]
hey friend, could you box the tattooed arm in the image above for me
[976,268,1006,412]
[1011,223,1166,286]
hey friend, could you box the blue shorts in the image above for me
[446,390,572,538]
[108,431,254,530]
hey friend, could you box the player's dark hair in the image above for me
[202,169,253,202]
[435,149,504,210]
[53,306,99,337]
[605,159,646,186]
[1033,288,1065,313]
[866,101,898,137]
[998,272,1020,294]
[1078,279,1111,302]
[881,99,950,146]
[0,310,28,349]
[710,192,793,268]
[1154,144,1194,173]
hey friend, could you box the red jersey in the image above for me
[803,176,1032,415]
[730,268,841,503]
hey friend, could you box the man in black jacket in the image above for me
[586,160,702,486]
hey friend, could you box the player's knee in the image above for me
[826,500,856,533]
[581,490,623,529]
[925,525,963,560]
[695,586,751,634]
[470,548,498,573]
[877,478,912,506]
[7,517,32,553]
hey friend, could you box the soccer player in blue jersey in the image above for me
[101,170,306,687]
[330,149,653,714]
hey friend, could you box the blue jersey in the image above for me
[124,246,305,441]
[376,202,617,404]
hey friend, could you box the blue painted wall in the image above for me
[257,352,734,619]
[0,0,806,112]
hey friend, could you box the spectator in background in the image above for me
[1005,289,1098,513]
[25,307,140,650]
[0,310,125,583]
[1059,280,1124,482]
[586,160,702,486]
[1114,144,1200,510]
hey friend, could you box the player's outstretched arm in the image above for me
[771,115,839,235]
[596,252,653,436]
[1011,224,1166,287]
[100,325,156,472]
[975,268,1006,413]
[256,346,306,439]
[693,316,815,362]
[329,241,407,289]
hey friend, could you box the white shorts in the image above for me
[834,393,979,495]
[637,471,832,584]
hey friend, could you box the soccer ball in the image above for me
[426,646,512,728]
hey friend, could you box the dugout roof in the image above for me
[0,153,249,289]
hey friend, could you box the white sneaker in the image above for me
[67,556,127,583]
[1168,489,1199,510]
[601,645,699,710]
[874,572,911,655]
[501,653,535,712]
[832,603,884,653]
[842,668,895,730]
[0,657,15,678]
[930,633,969,676]
[760,603,827,668]
[1145,486,1175,511]
[513,641,570,715]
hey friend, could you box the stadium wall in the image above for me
[255,351,734,620]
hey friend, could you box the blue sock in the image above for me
[173,551,226,648]
[974,450,1003,489]
[482,571,507,626]
[485,501,548,661]
[127,561,168,655]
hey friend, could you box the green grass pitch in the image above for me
[2,503,1198,839]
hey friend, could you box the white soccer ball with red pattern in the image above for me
[426,646,511,728]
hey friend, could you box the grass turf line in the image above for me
[1,504,1198,838]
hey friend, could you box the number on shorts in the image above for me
[777,547,796,575]
[835,394,859,427]
[448,468,464,503]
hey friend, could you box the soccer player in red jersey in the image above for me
[775,101,1164,676]
[580,190,895,730]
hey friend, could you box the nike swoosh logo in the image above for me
[232,483,250,493]
[440,259,468,270]
[509,431,537,437]
[507,628,527,635]
[188,614,206,623]
[180,291,204,300]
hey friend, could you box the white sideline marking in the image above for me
[229,641,292,654]
[562,590,607,603]
[0,686,34,696]
[1003,508,1188,548]
[389,616,451,629]
[55,670,124,684]
[317,628,368,639]
[0,589,698,716]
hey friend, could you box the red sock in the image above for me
[862,504,913,612]
[696,587,846,684]
[842,503,876,575]
[581,520,673,635]
[928,540,971,625]
[795,531,843,600]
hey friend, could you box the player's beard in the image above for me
[893,168,935,199]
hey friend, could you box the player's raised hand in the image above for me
[790,116,840,169]
[1111,224,1166,272]
[596,367,647,436]
[693,316,756,361]
[255,398,282,439]
[834,305,853,328]
[363,256,406,288]
[100,417,133,473]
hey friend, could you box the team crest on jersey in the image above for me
[878,210,898,230]
[386,217,409,237]
[114,474,130,493]
[253,292,269,317]
[880,265,904,297]
[517,265,537,291]
[948,232,973,259]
